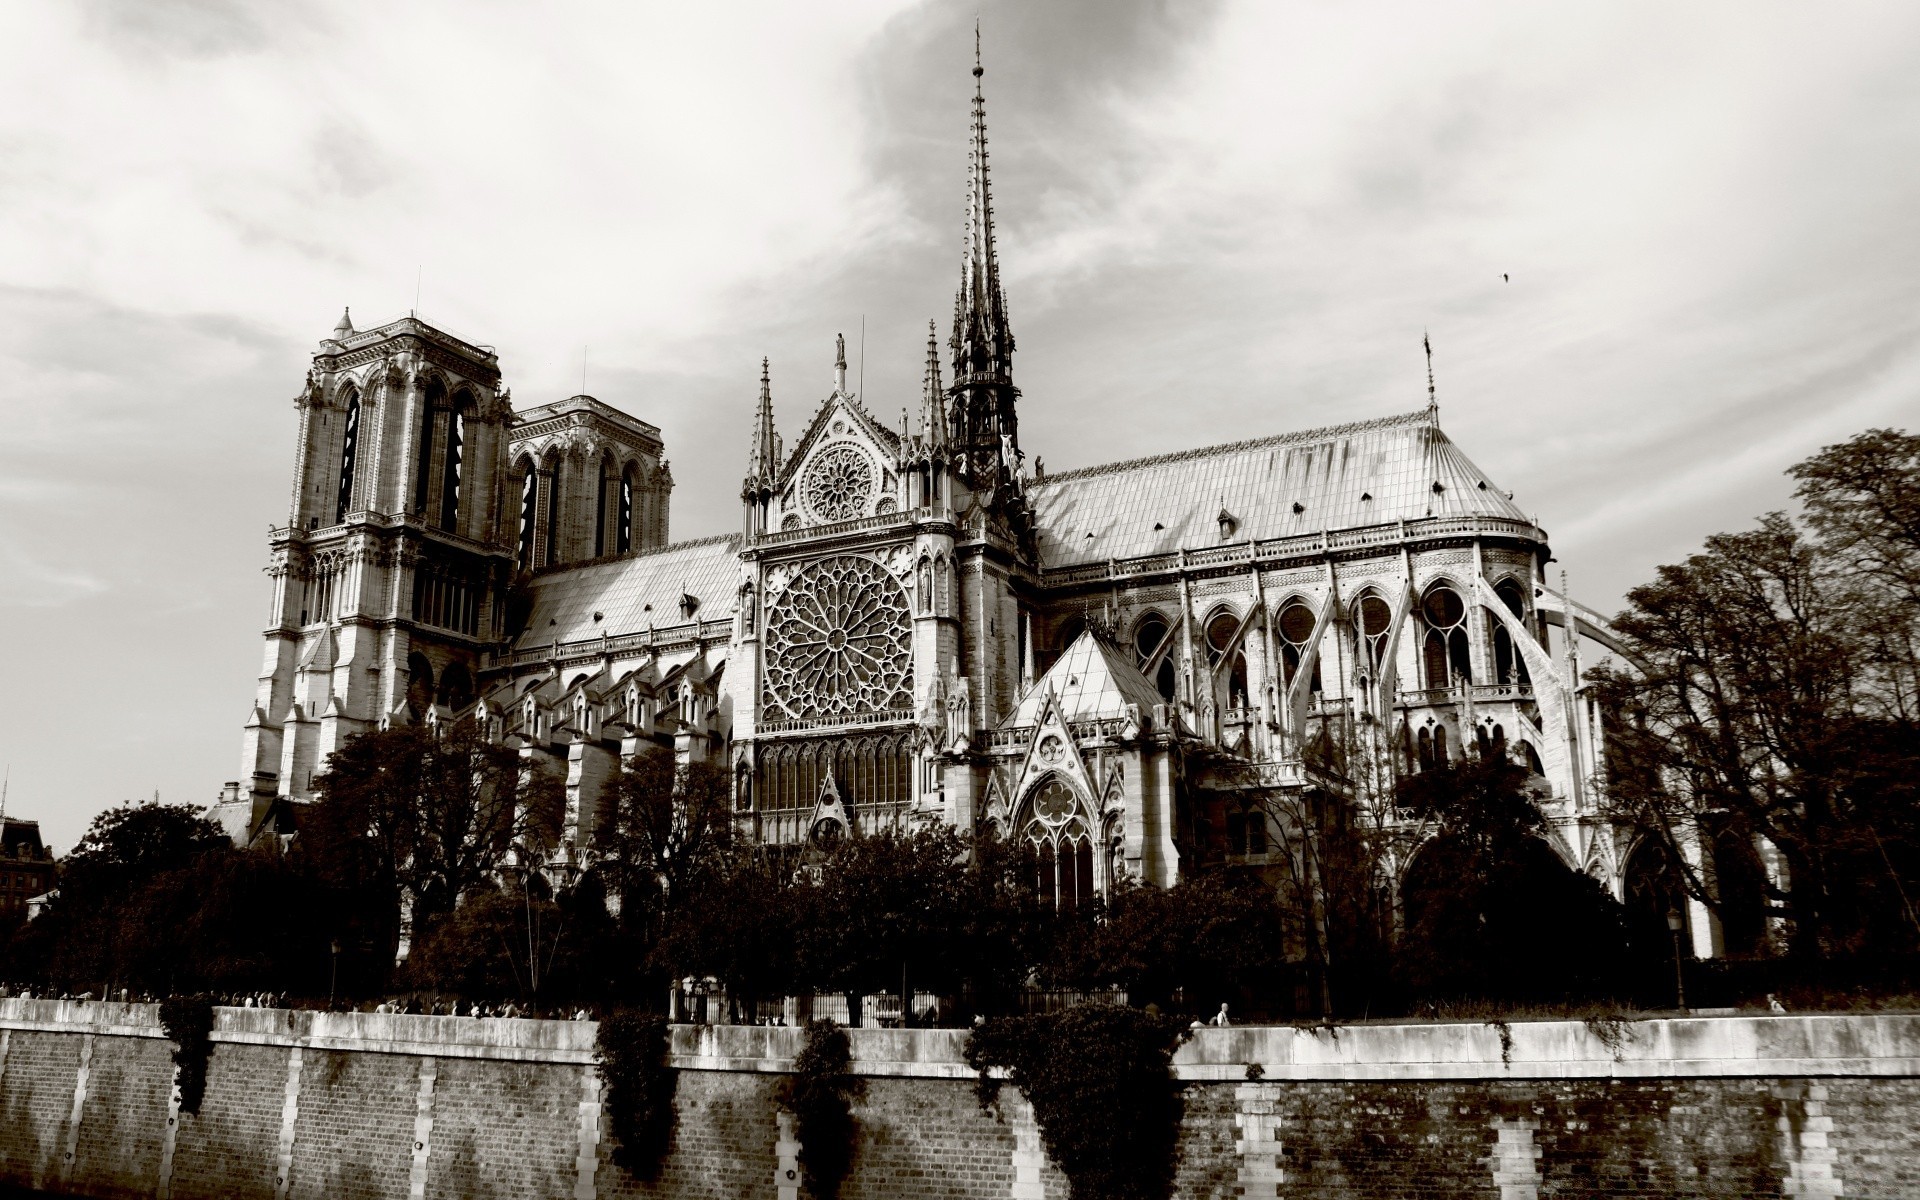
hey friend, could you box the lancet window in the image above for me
[1022,776,1095,910]
[1489,578,1531,686]
[1421,584,1472,688]
[1277,599,1322,693]
[438,397,466,533]
[618,466,634,553]
[1133,613,1178,702]
[334,389,359,526]
[1203,609,1249,712]
[1356,593,1393,672]
[515,461,537,570]
[413,379,444,515]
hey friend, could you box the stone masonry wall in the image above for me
[0,1001,1917,1199]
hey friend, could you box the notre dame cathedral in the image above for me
[213,48,1630,913]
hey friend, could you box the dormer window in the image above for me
[1217,508,1239,540]
[680,593,700,619]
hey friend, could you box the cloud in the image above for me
[5,0,1920,850]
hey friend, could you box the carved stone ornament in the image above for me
[801,443,876,522]
[760,554,913,722]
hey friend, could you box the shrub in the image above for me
[158,994,216,1116]
[596,1010,676,1178]
[774,1020,865,1200]
[966,1005,1191,1200]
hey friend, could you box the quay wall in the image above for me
[0,1000,1917,1198]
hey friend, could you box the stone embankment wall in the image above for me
[0,999,1916,1198]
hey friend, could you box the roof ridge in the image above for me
[1034,408,1434,486]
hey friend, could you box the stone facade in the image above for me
[2,1002,1920,1199]
[213,47,1694,940]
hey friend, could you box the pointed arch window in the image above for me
[1490,578,1530,686]
[1023,777,1095,910]
[1203,609,1249,711]
[1277,599,1322,693]
[334,390,359,525]
[542,460,562,567]
[618,466,634,553]
[594,459,612,557]
[1133,614,1177,702]
[1356,594,1393,672]
[1421,584,1472,688]
[438,402,465,532]
[413,380,443,515]
[516,463,537,570]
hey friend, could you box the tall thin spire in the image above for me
[746,357,779,490]
[922,319,948,450]
[1424,329,1437,414]
[950,22,1014,390]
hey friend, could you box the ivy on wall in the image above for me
[157,995,216,1116]
[775,1020,866,1200]
[596,1011,677,1179]
[966,1006,1191,1200]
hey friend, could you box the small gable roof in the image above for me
[1006,629,1166,729]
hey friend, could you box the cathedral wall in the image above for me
[6,1001,1915,1200]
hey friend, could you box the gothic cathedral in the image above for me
[217,49,1630,911]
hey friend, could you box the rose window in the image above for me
[762,554,913,722]
[802,444,876,522]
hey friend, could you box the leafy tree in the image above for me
[1393,755,1628,1004]
[305,718,564,964]
[1594,431,1920,960]
[400,883,576,1001]
[592,750,732,937]
[774,1020,864,1200]
[655,843,797,1020]
[796,829,969,1015]
[1050,872,1291,1014]
[58,802,229,907]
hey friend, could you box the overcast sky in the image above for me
[3,0,1918,851]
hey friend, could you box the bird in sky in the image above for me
[1502,273,1510,282]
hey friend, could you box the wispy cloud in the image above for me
[2,0,1918,848]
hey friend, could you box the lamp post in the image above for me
[1665,909,1687,1011]
[328,938,341,1008]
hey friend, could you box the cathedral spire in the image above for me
[922,319,948,451]
[745,357,779,491]
[950,24,1014,391]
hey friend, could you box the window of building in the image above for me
[1204,609,1249,711]
[1356,593,1392,671]
[439,404,464,532]
[618,468,634,554]
[1277,599,1322,693]
[334,390,359,526]
[1490,578,1530,686]
[1421,584,1472,688]
[413,381,443,515]
[1024,777,1095,910]
[1133,614,1177,702]
[516,466,537,570]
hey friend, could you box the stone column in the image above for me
[1233,1083,1286,1200]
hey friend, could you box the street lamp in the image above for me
[1665,909,1687,1011]
[329,938,342,1008]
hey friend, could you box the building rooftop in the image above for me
[1028,408,1531,570]
[518,534,741,648]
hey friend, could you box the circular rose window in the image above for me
[761,554,913,722]
[802,444,875,523]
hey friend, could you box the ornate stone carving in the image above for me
[760,554,912,722]
[801,443,875,522]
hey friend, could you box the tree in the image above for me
[1393,754,1628,1005]
[306,718,565,964]
[1050,872,1291,1014]
[796,829,970,1017]
[401,883,576,1001]
[58,801,229,907]
[591,749,733,935]
[655,843,798,1019]
[1594,430,1920,961]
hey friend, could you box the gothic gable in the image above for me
[773,395,904,531]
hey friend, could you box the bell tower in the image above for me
[222,311,518,839]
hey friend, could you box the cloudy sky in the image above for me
[3,0,1918,851]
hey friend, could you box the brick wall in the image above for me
[2,1002,1919,1199]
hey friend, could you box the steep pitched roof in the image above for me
[1028,409,1529,570]
[1006,629,1166,729]
[518,535,741,648]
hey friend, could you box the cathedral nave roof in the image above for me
[1027,408,1531,570]
[517,534,741,648]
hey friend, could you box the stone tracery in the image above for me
[761,554,913,723]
